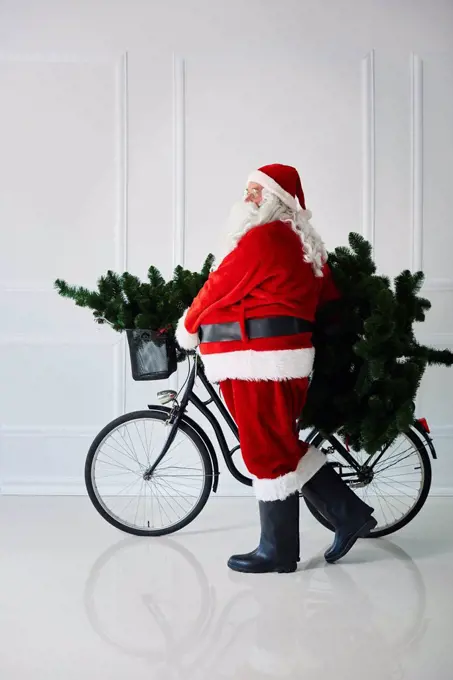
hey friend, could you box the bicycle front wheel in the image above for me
[303,427,432,538]
[85,409,213,536]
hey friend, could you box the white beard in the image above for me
[217,190,328,277]
[224,191,285,252]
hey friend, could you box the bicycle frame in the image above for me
[145,355,437,490]
[146,356,252,488]
[303,428,364,473]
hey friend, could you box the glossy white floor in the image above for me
[0,495,452,680]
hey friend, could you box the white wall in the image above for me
[0,0,452,495]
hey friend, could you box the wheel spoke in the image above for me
[151,477,191,517]
[99,441,143,470]
[375,451,419,474]
[371,479,394,526]
[150,477,183,522]
[96,453,139,475]
[154,474,199,504]
[377,475,421,490]
[96,470,136,478]
[113,428,143,467]
[133,479,145,526]
[134,420,150,465]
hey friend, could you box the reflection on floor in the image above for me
[0,495,452,679]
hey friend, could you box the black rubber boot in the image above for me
[227,494,300,574]
[302,463,377,564]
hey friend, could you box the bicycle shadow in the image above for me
[83,532,429,679]
[327,534,453,565]
[224,542,429,679]
[181,521,256,537]
[383,535,453,560]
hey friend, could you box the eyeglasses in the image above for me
[244,187,261,199]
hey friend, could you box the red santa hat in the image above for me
[248,164,306,211]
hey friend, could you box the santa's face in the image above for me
[227,188,282,237]
[244,182,264,206]
[217,188,287,261]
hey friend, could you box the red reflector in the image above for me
[418,417,430,434]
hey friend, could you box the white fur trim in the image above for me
[175,309,199,350]
[202,347,314,383]
[248,170,298,211]
[254,446,326,501]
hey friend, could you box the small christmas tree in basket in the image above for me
[55,254,214,381]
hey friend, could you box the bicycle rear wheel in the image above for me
[303,427,432,538]
[85,409,213,536]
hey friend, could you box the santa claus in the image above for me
[176,164,376,574]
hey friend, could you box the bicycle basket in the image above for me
[126,330,177,381]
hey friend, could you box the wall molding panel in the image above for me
[0,426,97,437]
[410,54,453,293]
[1,479,92,496]
[170,54,187,392]
[416,333,453,347]
[115,52,129,274]
[361,50,376,247]
[423,278,453,293]
[0,53,129,420]
[410,53,424,274]
[0,54,130,493]
[0,345,119,437]
[172,54,186,270]
[115,52,129,416]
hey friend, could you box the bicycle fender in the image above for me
[413,421,438,460]
[148,405,221,492]
[299,426,320,445]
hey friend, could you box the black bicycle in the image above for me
[85,333,437,539]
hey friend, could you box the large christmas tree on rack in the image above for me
[55,233,453,454]
[301,232,453,452]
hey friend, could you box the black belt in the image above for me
[199,316,314,343]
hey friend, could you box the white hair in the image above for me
[224,189,328,277]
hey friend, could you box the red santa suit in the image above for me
[176,164,339,502]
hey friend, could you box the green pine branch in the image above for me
[54,254,215,339]
[302,231,453,453]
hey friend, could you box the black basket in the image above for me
[126,330,177,381]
